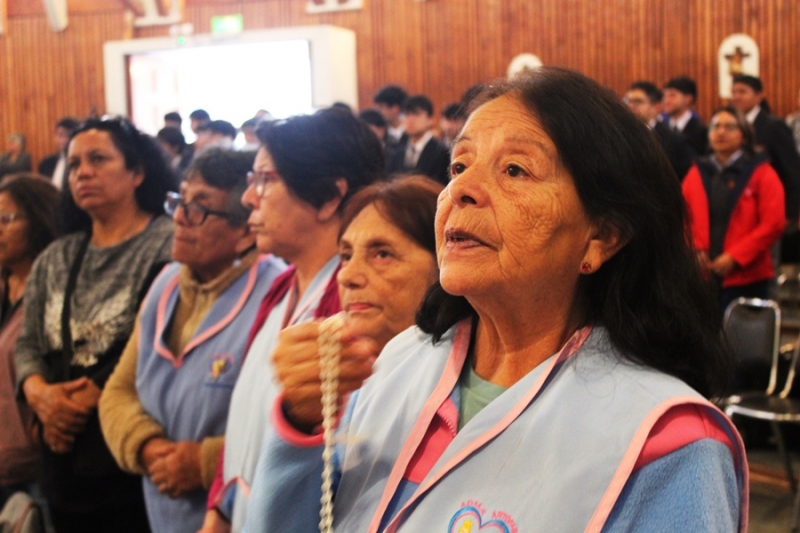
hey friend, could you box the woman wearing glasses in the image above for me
[0,175,60,507]
[682,106,786,313]
[200,107,383,533]
[98,149,287,533]
[14,118,175,532]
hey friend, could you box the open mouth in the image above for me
[445,228,487,247]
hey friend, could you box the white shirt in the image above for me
[51,153,66,190]
[746,105,761,125]
[387,123,405,144]
[404,131,433,168]
[669,110,693,132]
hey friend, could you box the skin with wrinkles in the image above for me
[338,204,438,350]
[438,94,624,387]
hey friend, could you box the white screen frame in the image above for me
[103,25,357,118]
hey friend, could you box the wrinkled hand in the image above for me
[140,437,175,473]
[148,441,203,498]
[197,509,231,533]
[23,375,90,438]
[69,379,102,410]
[42,422,76,454]
[273,320,379,431]
[711,253,737,277]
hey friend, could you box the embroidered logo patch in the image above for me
[209,353,234,382]
[448,502,517,533]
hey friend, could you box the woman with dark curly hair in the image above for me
[253,69,747,532]
[0,175,60,507]
[15,118,175,532]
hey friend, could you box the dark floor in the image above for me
[748,449,799,532]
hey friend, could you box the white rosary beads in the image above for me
[317,313,346,533]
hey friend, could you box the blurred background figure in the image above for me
[164,112,182,131]
[662,76,708,156]
[0,134,32,182]
[38,117,81,190]
[625,80,693,181]
[157,127,193,178]
[189,110,211,137]
[439,102,467,148]
[682,106,786,313]
[786,88,800,154]
[239,119,259,151]
[373,84,408,150]
[387,95,450,185]
[0,175,60,508]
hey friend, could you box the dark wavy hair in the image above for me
[61,118,178,233]
[338,175,443,255]
[185,148,255,227]
[416,67,728,398]
[255,107,385,213]
[0,174,60,260]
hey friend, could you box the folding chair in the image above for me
[722,298,800,530]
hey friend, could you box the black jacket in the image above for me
[653,121,694,181]
[752,109,800,221]
[387,135,450,185]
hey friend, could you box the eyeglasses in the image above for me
[0,212,23,226]
[710,122,740,132]
[246,170,280,197]
[164,192,231,226]
[624,97,649,106]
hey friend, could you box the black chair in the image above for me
[722,298,800,530]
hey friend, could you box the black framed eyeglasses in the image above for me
[246,170,280,197]
[164,191,232,226]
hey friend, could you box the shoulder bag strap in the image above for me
[60,234,90,380]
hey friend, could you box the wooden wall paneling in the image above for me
[3,0,800,165]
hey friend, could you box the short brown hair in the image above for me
[338,175,443,255]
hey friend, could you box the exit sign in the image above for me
[211,14,243,36]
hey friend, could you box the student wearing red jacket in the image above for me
[682,106,785,313]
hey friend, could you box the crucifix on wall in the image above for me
[724,46,751,77]
[717,34,760,99]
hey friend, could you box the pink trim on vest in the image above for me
[633,404,735,472]
[181,259,261,357]
[154,274,181,366]
[584,397,749,533]
[152,258,262,369]
[367,321,473,533]
[405,397,458,485]
[380,324,593,533]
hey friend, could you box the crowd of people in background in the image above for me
[0,68,798,532]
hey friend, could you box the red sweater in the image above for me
[682,156,785,288]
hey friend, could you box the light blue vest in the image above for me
[136,256,286,533]
[330,322,746,532]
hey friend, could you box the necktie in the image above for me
[405,145,417,168]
